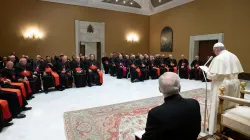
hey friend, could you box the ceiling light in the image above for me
[123,1,126,3]
[116,0,118,2]
[130,2,133,4]
[159,0,161,2]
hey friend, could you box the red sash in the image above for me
[0,100,12,120]
[98,71,103,84]
[155,68,160,76]
[1,88,23,106]
[131,64,136,68]
[23,81,32,94]
[21,70,31,77]
[10,82,27,98]
[45,68,60,86]
[173,67,177,73]
[136,68,141,77]
[75,67,82,72]
[89,65,98,70]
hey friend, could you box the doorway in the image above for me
[79,41,102,65]
[198,40,217,62]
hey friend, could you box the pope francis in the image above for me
[206,42,244,135]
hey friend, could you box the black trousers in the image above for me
[179,68,188,79]
[59,73,73,88]
[74,73,87,87]
[42,75,56,91]
[88,71,101,85]
[0,91,22,117]
[149,68,158,79]
[190,68,201,80]
[1,84,28,107]
[103,64,109,74]
[28,77,41,93]
[109,65,117,76]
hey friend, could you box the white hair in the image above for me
[159,72,181,97]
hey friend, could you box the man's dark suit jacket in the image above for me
[142,94,201,140]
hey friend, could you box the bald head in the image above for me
[6,61,14,69]
[62,56,68,63]
[159,72,181,97]
[75,56,80,62]
[9,55,15,62]
[19,58,27,66]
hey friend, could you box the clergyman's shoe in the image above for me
[15,114,26,119]
[4,122,14,127]
[22,106,32,111]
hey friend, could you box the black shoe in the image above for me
[15,114,26,119]
[4,122,13,127]
[31,95,35,98]
[88,84,92,87]
[22,106,32,111]
[58,88,64,91]
[45,90,49,94]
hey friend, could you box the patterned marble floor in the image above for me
[0,74,249,140]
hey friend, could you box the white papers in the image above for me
[199,66,208,73]
[134,130,145,139]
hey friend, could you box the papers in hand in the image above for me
[134,130,145,139]
[199,66,208,73]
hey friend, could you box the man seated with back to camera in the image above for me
[142,72,201,140]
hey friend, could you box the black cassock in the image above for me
[135,59,148,81]
[87,60,102,85]
[129,59,143,82]
[56,62,73,88]
[178,59,189,79]
[42,62,62,92]
[1,68,32,99]
[168,58,177,72]
[148,59,159,79]
[0,88,22,118]
[109,57,117,77]
[15,63,41,94]
[190,60,203,80]
[116,58,127,79]
[72,61,87,87]
[102,57,110,74]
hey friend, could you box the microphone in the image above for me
[204,56,213,66]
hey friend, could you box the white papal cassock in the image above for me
[207,49,243,135]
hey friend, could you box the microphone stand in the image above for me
[201,68,208,133]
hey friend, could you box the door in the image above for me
[198,40,217,62]
[79,42,85,56]
[97,42,101,66]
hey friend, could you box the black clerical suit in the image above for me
[142,94,201,140]
[178,59,189,79]
[15,63,41,93]
[72,61,87,87]
[102,56,110,74]
[56,61,73,88]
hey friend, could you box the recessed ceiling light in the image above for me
[116,0,118,2]
[130,2,133,4]
[123,1,126,3]
[159,0,161,2]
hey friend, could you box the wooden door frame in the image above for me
[189,33,224,65]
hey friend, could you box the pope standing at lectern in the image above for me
[206,42,244,135]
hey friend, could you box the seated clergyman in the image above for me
[142,72,201,140]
